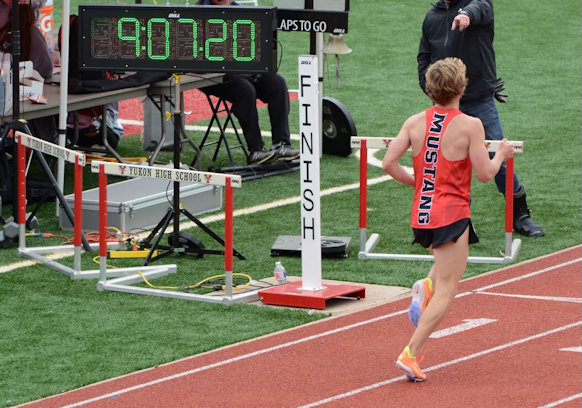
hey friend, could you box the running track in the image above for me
[18,246,582,408]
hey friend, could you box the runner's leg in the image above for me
[407,228,469,356]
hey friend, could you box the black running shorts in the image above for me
[412,218,479,249]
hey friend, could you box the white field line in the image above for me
[131,119,386,167]
[1,124,396,274]
[0,173,394,275]
[120,119,385,167]
[27,256,580,408]
[117,119,291,141]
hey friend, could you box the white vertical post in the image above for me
[298,55,323,291]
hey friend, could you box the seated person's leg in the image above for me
[253,73,299,161]
[201,73,277,165]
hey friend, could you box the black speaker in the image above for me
[167,231,205,258]
[322,97,357,157]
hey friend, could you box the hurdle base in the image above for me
[18,242,126,280]
[359,235,522,264]
[359,232,380,259]
[98,268,261,305]
[258,280,366,310]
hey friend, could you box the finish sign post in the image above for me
[299,55,323,291]
[258,55,365,309]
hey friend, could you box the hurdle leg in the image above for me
[358,140,368,255]
[74,157,83,271]
[17,137,26,249]
[98,164,108,286]
[503,157,521,261]
[224,177,233,298]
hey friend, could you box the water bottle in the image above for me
[273,261,287,285]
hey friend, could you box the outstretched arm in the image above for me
[451,0,493,32]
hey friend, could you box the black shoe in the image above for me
[274,144,300,161]
[514,215,545,237]
[513,185,545,237]
[247,149,278,165]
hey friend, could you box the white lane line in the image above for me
[472,258,582,293]
[560,346,582,353]
[297,321,582,408]
[537,393,582,408]
[39,257,580,407]
[476,291,582,303]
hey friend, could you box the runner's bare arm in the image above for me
[382,117,415,187]
[468,117,514,183]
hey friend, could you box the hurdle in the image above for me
[92,161,257,304]
[351,136,522,264]
[14,131,172,280]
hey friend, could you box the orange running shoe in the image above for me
[396,346,426,382]
[408,278,434,327]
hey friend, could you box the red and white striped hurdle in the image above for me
[91,161,254,304]
[14,131,133,279]
[351,136,522,264]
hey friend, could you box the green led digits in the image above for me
[84,5,274,72]
[115,17,258,62]
[147,18,170,60]
[178,18,197,59]
[233,19,255,62]
[118,17,140,57]
[205,19,227,62]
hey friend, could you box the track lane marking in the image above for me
[53,309,409,408]
[537,393,582,407]
[429,318,497,338]
[297,321,582,408]
[26,255,581,408]
[476,291,582,303]
[472,258,581,293]
[560,346,582,353]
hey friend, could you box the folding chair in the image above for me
[198,94,248,167]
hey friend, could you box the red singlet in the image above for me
[411,106,472,229]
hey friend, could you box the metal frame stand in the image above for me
[198,95,248,167]
[139,75,244,266]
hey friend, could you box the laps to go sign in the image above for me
[78,5,277,73]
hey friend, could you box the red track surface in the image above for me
[18,246,582,408]
[118,89,299,136]
[118,89,232,136]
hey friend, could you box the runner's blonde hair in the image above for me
[425,57,468,105]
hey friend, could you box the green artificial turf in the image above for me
[1,0,580,406]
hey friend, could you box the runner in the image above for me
[381,57,514,381]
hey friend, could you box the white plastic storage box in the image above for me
[59,177,222,232]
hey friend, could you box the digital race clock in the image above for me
[78,5,278,73]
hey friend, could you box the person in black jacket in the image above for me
[418,0,544,237]
[195,0,300,165]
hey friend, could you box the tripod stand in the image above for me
[139,74,244,266]
[0,0,91,251]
